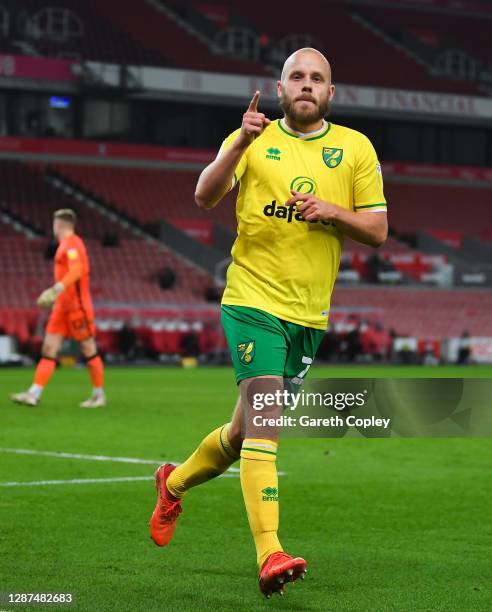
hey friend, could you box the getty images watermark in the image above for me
[251,388,390,430]
[241,378,492,438]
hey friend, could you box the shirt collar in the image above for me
[280,117,327,139]
[279,118,330,140]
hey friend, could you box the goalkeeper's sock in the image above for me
[86,354,104,389]
[92,387,105,400]
[166,424,240,498]
[28,384,43,400]
[32,357,57,392]
[240,439,283,568]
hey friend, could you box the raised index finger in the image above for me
[247,90,260,112]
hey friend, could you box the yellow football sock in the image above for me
[240,438,283,568]
[166,423,240,498]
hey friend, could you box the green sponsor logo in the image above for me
[262,486,278,501]
[290,175,316,194]
[322,147,343,168]
[266,147,281,161]
[237,340,255,364]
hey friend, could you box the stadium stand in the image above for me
[1,2,491,363]
[0,225,223,360]
[355,4,492,65]
[0,0,485,93]
[52,163,492,242]
[332,286,492,338]
[383,183,492,237]
[46,162,492,292]
[0,234,210,308]
[85,0,269,75]
[0,161,212,313]
[228,0,482,93]
[0,0,266,73]
[342,238,447,283]
[0,160,133,239]
[0,0,166,65]
[2,155,482,356]
[0,216,21,236]
[2,157,491,358]
[51,163,237,233]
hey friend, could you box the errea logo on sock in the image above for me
[262,487,278,501]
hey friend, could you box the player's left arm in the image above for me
[37,249,83,308]
[285,192,387,248]
[285,135,388,248]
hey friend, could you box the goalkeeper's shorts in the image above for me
[221,304,324,385]
[46,304,96,341]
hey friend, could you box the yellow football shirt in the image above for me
[219,119,386,330]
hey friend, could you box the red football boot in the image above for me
[149,464,182,547]
[259,552,307,597]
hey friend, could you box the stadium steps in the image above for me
[49,164,238,233]
[350,11,433,73]
[146,0,214,48]
[0,208,43,239]
[149,0,276,77]
[45,166,213,277]
[159,217,231,278]
[0,160,130,240]
[354,4,492,69]
[11,40,39,56]
[86,0,266,76]
[149,0,276,76]
[417,232,491,266]
[352,4,492,93]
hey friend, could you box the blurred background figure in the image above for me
[457,331,472,365]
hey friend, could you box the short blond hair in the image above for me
[54,208,77,227]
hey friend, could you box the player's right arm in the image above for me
[195,91,270,209]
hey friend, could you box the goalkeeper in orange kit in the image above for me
[10,209,106,408]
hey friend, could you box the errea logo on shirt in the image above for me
[266,147,281,161]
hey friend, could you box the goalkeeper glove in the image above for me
[36,283,64,308]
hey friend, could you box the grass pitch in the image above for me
[0,365,491,611]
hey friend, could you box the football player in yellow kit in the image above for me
[149,47,387,598]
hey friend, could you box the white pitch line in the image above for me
[0,473,239,488]
[0,476,154,487]
[0,447,241,473]
[0,447,285,482]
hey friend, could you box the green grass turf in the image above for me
[0,365,491,611]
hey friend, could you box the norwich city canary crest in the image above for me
[237,340,255,364]
[322,147,343,168]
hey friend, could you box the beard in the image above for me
[279,91,330,125]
